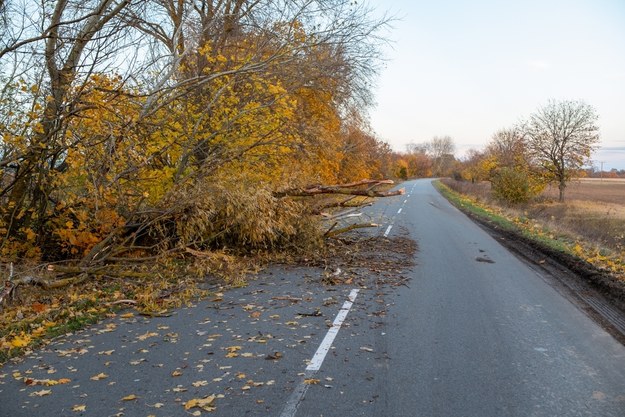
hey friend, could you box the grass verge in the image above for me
[434,180,574,254]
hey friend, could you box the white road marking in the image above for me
[397,208,402,214]
[279,289,360,417]
[404,199,408,204]
[384,225,393,237]
[307,289,359,371]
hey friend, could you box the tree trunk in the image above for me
[558,179,566,202]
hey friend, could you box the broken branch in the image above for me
[275,179,404,198]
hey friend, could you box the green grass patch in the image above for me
[434,180,573,255]
[45,311,103,338]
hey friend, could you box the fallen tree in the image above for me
[274,179,404,198]
[0,179,403,306]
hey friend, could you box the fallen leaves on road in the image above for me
[56,348,89,357]
[90,372,108,381]
[304,378,320,385]
[137,331,159,341]
[121,394,138,401]
[24,377,71,386]
[184,395,217,412]
[225,345,242,358]
[72,405,86,412]
[265,351,283,360]
[29,389,52,397]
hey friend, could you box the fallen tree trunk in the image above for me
[324,222,379,238]
[275,179,404,198]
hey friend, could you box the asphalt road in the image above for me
[1,178,624,417]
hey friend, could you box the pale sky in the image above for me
[367,0,625,170]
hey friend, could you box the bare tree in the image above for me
[428,135,455,176]
[405,142,428,155]
[524,100,599,201]
[487,127,528,169]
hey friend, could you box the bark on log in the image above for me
[324,222,379,238]
[275,179,404,198]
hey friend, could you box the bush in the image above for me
[491,168,532,205]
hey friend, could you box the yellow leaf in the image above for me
[31,327,47,337]
[120,313,134,319]
[121,394,138,401]
[171,370,183,377]
[10,334,31,348]
[30,389,52,397]
[90,373,108,381]
[192,380,208,387]
[304,378,320,385]
[72,405,86,412]
[137,332,158,341]
[184,395,216,411]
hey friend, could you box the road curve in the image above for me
[295,178,625,417]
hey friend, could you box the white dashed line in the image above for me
[383,225,393,237]
[397,208,402,214]
[306,289,359,371]
[280,289,360,417]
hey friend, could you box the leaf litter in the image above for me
[0,232,417,416]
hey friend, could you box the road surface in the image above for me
[1,178,624,416]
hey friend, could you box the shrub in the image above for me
[491,167,533,205]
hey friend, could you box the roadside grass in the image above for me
[0,271,210,364]
[434,180,625,279]
[434,181,574,254]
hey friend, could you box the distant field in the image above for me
[441,177,625,256]
[542,178,625,205]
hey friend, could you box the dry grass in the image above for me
[442,178,625,255]
[542,178,625,205]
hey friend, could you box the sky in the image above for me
[366,0,625,170]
